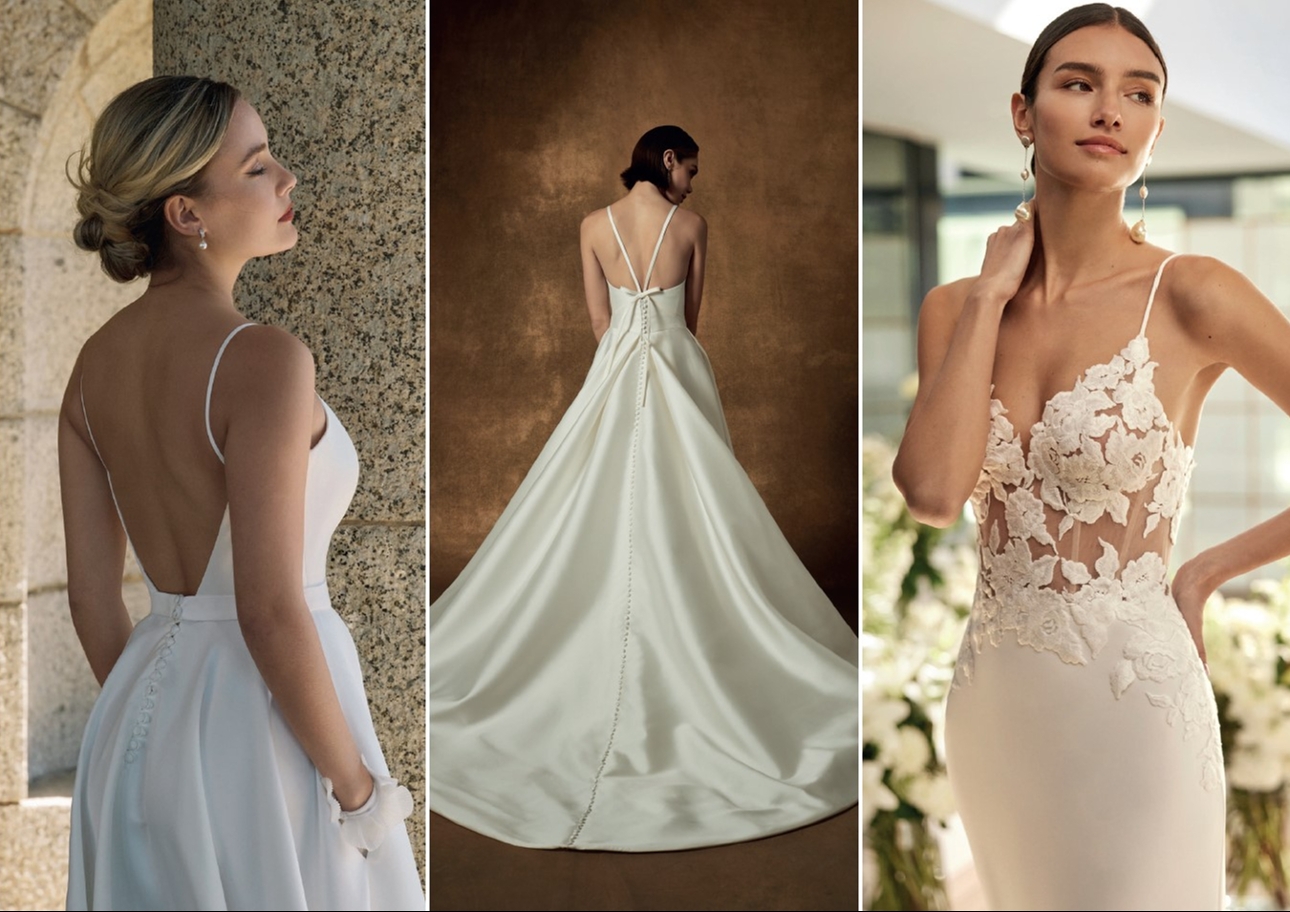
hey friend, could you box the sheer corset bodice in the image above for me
[954,253,1222,792]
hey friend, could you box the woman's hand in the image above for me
[973,202,1037,305]
[1171,555,1216,668]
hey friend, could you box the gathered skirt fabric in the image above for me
[429,282,859,851]
[67,588,424,910]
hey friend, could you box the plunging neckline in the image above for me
[988,334,1192,462]
[985,253,1192,462]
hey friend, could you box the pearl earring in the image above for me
[198,227,208,250]
[1130,157,1150,244]
[1016,136,1033,222]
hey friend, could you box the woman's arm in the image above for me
[1166,256,1290,662]
[891,215,1036,526]
[215,326,373,811]
[581,213,612,342]
[684,214,707,336]
[59,355,134,686]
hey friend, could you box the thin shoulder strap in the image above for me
[79,372,157,591]
[1139,253,1182,337]
[605,206,641,292]
[205,323,258,464]
[79,373,106,465]
[641,205,679,289]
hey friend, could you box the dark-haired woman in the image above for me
[428,126,858,851]
[61,77,423,908]
[887,4,1282,907]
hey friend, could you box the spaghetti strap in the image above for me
[642,205,678,289]
[605,204,679,292]
[1138,253,1182,338]
[204,323,258,464]
[78,372,157,592]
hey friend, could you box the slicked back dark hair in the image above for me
[620,125,699,193]
[1020,4,1167,103]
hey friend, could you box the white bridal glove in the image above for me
[321,757,414,855]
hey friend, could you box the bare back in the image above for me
[66,295,326,595]
[593,200,700,291]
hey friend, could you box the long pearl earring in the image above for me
[1016,136,1033,222]
[1130,157,1150,244]
[198,227,208,250]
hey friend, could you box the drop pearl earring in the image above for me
[1130,159,1150,244]
[1016,136,1033,222]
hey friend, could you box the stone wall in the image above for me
[1,1,152,906]
[153,0,426,881]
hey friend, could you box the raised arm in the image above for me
[581,213,612,342]
[215,326,373,811]
[684,214,707,336]
[59,354,133,686]
[1167,256,1290,661]
[892,216,1035,526]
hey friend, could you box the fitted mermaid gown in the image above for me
[945,254,1226,909]
[67,323,424,910]
[429,204,858,851]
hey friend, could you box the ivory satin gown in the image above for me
[429,204,859,851]
[67,323,424,910]
[945,254,1226,909]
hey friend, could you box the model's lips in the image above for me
[279,205,294,222]
[1076,136,1127,154]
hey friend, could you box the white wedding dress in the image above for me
[946,254,1226,909]
[429,204,858,851]
[67,323,424,910]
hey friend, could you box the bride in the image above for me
[891,4,1290,907]
[428,125,858,851]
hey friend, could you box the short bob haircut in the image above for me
[1021,4,1167,103]
[70,76,240,283]
[620,125,699,193]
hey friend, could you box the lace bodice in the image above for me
[957,254,1221,790]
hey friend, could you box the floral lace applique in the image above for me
[957,333,1219,790]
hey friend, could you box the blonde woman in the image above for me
[60,76,422,908]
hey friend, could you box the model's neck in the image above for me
[1027,178,1138,299]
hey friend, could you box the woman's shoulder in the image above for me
[1156,253,1258,325]
[215,323,315,390]
[918,276,979,328]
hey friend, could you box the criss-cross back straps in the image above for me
[606,204,679,292]
[205,323,258,464]
[1138,253,1182,338]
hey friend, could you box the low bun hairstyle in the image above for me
[69,76,240,283]
[620,125,699,193]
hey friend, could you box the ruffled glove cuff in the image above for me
[321,756,414,854]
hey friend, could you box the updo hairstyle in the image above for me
[1021,4,1167,104]
[620,125,699,193]
[69,76,240,282]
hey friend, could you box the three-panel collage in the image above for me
[5,1,1288,910]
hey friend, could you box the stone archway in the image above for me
[0,1,151,906]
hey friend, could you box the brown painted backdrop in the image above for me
[429,0,858,615]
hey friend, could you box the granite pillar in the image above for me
[154,0,425,880]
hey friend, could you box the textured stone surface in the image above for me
[0,797,73,911]
[24,235,137,414]
[0,104,41,234]
[27,0,152,238]
[328,523,425,875]
[0,418,23,605]
[156,0,425,884]
[429,0,858,598]
[0,238,21,419]
[25,413,64,591]
[0,606,27,802]
[155,0,425,523]
[27,589,99,779]
[0,0,89,114]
